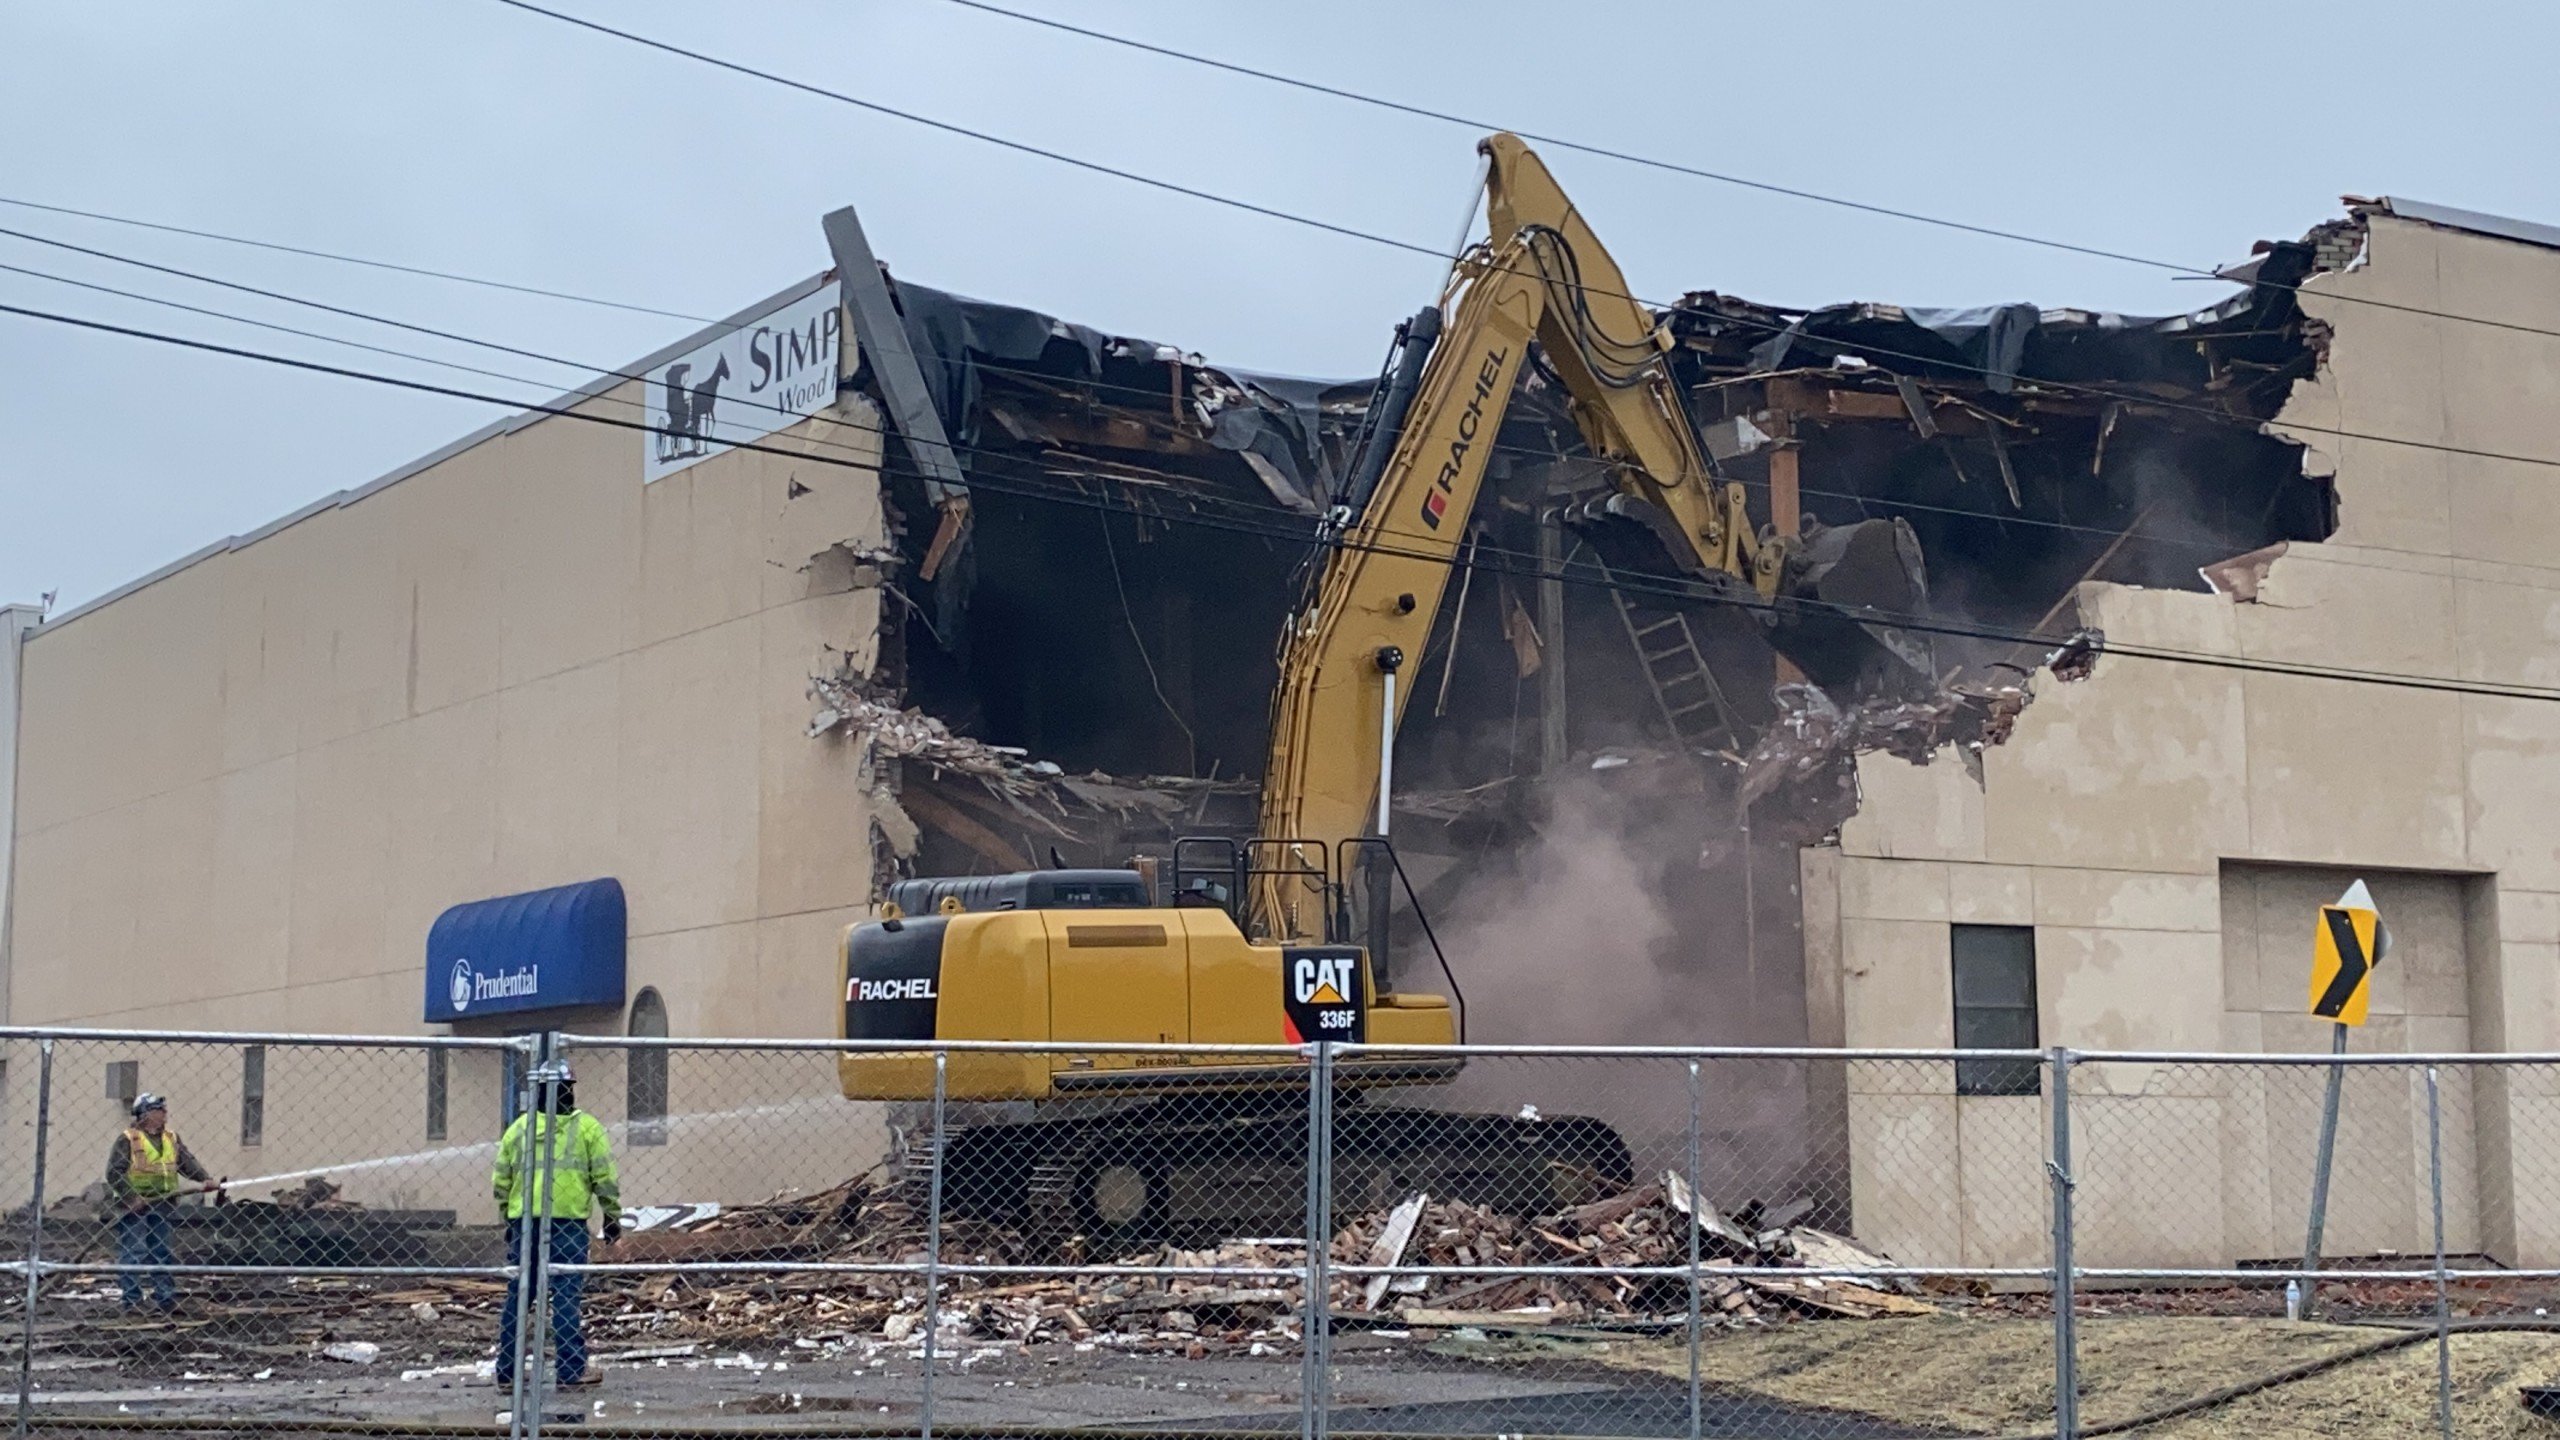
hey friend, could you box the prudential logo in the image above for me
[446,958,540,1013]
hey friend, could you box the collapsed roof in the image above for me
[851,215,2343,850]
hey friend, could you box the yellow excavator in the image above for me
[836,135,1927,1245]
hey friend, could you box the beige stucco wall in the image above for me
[2,287,896,1208]
[1820,213,2560,1270]
[0,602,39,1028]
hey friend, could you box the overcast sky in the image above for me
[5,0,2555,612]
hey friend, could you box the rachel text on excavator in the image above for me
[833,134,1931,1249]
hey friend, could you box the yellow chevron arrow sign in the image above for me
[2307,879,2392,1027]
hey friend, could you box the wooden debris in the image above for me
[1398,1307,1567,1329]
[1329,1171,1935,1328]
[20,1166,1930,1377]
[1360,1193,1428,1312]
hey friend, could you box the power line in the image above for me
[0,194,714,324]
[931,0,2177,273]
[39,244,2539,615]
[0,187,2370,553]
[0,229,1427,562]
[0,233,2310,590]
[479,0,2560,484]
[25,0,2551,540]
[9,230,2550,614]
[929,0,2560,347]
[19,206,2559,619]
[0,260,616,398]
[0,223,600,386]
[484,0,1447,264]
[0,228,1350,535]
[13,295,2560,709]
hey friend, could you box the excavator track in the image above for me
[927,1095,1634,1255]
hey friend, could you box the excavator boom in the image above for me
[1255,134,1925,943]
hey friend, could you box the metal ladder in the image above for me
[1592,551,1741,752]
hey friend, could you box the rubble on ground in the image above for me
[22,1171,1932,1378]
[580,1171,1932,1355]
[1327,1174,1934,1326]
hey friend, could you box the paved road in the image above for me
[1200,1374,1965,1439]
[26,1335,1972,1438]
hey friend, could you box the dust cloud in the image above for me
[1389,765,1834,1211]
[1421,776,1719,1046]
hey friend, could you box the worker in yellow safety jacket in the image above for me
[103,1093,222,1314]
[490,1068,620,1389]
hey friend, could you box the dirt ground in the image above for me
[1554,1313,2560,1438]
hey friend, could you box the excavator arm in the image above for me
[1252,133,1919,945]
[1476,133,1781,596]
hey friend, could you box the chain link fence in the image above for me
[1,1031,2554,1436]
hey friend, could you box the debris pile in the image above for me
[32,1171,1932,1378]
[580,1171,1930,1353]
[1330,1174,1936,1326]
[271,1177,355,1211]
[606,1176,1019,1269]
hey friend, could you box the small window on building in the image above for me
[425,1049,448,1143]
[239,1046,266,1148]
[1952,924,2040,1097]
[105,1060,139,1108]
[628,988,669,1147]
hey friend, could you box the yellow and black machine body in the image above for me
[839,862,1630,1245]
[836,867,1460,1102]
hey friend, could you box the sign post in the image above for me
[2299,879,2390,1318]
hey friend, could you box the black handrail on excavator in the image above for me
[1338,836,1467,1045]
[1166,833,1466,1045]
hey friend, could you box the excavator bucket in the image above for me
[1766,516,1936,695]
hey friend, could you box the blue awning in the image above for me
[425,878,626,1023]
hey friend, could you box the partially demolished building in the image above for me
[5,196,2557,1264]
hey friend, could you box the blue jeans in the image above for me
[496,1220,588,1384]
[115,1208,177,1311]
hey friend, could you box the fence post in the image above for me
[503,1040,540,1437]
[2426,1066,2452,1440]
[2048,1046,2078,1440]
[1684,1059,1703,1440]
[521,1035,565,1440]
[1300,1041,1333,1440]
[2299,1022,2349,1318]
[14,1039,52,1440]
[921,1049,948,1440]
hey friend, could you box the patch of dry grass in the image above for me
[1528,1315,2560,1436]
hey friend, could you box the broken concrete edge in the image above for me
[1809,189,2379,809]
[793,195,2376,914]
[1766,203,2381,822]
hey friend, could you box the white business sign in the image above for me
[644,286,846,483]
